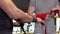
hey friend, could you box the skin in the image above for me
[28,6,46,25]
[0,0,33,23]
[28,4,60,25]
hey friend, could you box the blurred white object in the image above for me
[12,26,21,34]
[56,18,60,31]
[24,22,35,33]
[13,26,21,32]
[12,19,17,23]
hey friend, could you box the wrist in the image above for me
[14,19,23,23]
[32,17,37,22]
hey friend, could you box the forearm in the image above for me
[0,0,33,22]
[17,10,33,22]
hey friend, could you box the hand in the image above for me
[45,14,50,20]
[52,6,60,17]
[52,6,60,11]
[13,22,20,26]
[37,18,46,25]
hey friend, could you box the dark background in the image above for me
[12,0,30,13]
[59,0,60,4]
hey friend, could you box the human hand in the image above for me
[37,18,46,25]
[52,6,60,17]
[45,14,50,20]
[13,22,20,26]
[52,6,60,11]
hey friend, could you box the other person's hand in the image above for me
[52,6,60,11]
[37,18,46,25]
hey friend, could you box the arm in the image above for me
[0,0,33,22]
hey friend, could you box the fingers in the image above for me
[13,22,20,26]
[52,6,60,11]
[40,19,46,25]
[45,14,50,20]
[37,18,46,25]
